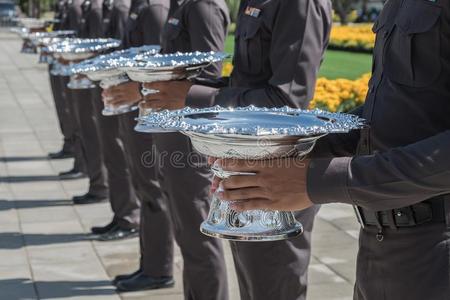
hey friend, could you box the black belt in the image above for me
[356,196,449,229]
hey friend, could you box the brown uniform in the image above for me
[49,0,82,162]
[186,0,332,299]
[305,1,450,299]
[117,0,174,277]
[67,0,108,197]
[155,0,230,298]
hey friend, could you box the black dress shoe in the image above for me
[91,219,118,235]
[73,193,108,205]
[59,168,86,180]
[116,273,174,292]
[112,269,142,286]
[48,149,74,159]
[98,225,138,241]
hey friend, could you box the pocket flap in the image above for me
[396,1,441,34]
[241,18,262,40]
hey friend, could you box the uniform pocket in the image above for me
[236,17,263,75]
[384,0,442,88]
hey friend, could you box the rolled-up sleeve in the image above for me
[186,0,332,108]
[307,130,450,211]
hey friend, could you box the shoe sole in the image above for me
[116,282,175,293]
[97,232,139,242]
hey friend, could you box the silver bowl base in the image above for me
[200,221,303,242]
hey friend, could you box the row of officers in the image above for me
[46,0,450,299]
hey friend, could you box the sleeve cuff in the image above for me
[185,84,219,108]
[306,157,353,205]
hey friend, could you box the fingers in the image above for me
[140,99,166,110]
[218,187,267,202]
[217,158,262,173]
[210,176,221,194]
[207,157,217,165]
[229,198,274,211]
[221,175,259,189]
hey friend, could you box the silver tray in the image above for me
[70,45,160,81]
[119,51,228,82]
[29,30,76,47]
[45,38,121,61]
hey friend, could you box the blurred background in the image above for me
[0,0,385,120]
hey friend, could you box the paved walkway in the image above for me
[0,29,360,300]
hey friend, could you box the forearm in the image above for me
[307,130,450,211]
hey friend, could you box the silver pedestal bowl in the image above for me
[45,38,121,89]
[119,51,228,131]
[138,106,365,241]
[70,45,160,115]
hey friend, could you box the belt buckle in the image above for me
[353,205,365,228]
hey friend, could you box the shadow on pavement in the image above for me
[0,232,95,249]
[0,278,116,299]
[0,174,81,183]
[0,199,72,211]
[0,156,50,162]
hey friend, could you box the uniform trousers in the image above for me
[67,87,108,197]
[90,87,139,228]
[354,222,450,300]
[118,110,174,277]
[48,67,75,153]
[230,207,319,300]
[153,132,229,300]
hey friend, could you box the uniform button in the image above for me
[396,212,403,217]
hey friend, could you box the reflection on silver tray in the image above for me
[29,30,76,46]
[45,38,121,60]
[70,45,160,80]
[119,51,228,82]
[138,105,365,136]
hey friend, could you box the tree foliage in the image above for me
[332,0,359,25]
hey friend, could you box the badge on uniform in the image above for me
[130,12,138,20]
[245,6,261,18]
[168,18,180,26]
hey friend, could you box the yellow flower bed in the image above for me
[222,63,370,113]
[329,24,375,52]
[310,73,370,112]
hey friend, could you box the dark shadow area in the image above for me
[0,278,116,299]
[0,232,95,249]
[0,199,72,211]
[0,156,50,162]
[0,175,77,183]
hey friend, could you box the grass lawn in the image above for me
[224,35,372,80]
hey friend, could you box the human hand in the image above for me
[211,158,313,212]
[102,81,142,107]
[140,80,193,110]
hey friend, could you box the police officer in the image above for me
[62,0,109,205]
[103,0,230,298]
[140,0,332,299]
[48,0,77,160]
[203,1,450,300]
[103,0,174,291]
[52,0,86,179]
[73,0,141,241]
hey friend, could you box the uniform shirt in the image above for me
[185,0,332,109]
[123,0,170,48]
[61,0,84,34]
[103,0,131,40]
[80,0,104,38]
[161,0,230,78]
[307,0,450,211]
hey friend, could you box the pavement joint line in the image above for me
[2,41,119,299]
[0,133,40,299]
